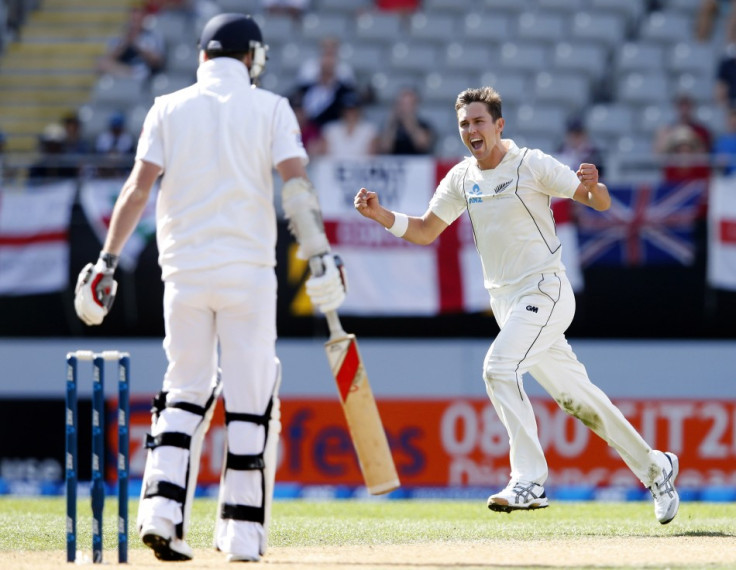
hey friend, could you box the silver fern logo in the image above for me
[494,180,512,194]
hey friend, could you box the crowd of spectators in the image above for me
[14,0,736,185]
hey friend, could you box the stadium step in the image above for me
[0,73,98,90]
[0,0,132,152]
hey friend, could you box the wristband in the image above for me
[99,251,120,271]
[386,212,409,238]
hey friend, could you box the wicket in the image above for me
[66,350,130,564]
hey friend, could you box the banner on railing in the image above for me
[118,396,736,490]
[0,181,76,295]
[309,156,489,315]
[577,181,705,267]
[79,178,157,271]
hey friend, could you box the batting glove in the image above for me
[74,253,119,326]
[306,253,347,314]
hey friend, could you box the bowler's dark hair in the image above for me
[455,87,502,121]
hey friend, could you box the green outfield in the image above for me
[1,497,735,568]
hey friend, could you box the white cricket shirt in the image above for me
[136,58,307,279]
[429,139,580,291]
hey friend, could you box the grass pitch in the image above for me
[1,497,735,568]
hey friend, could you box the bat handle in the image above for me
[325,310,347,340]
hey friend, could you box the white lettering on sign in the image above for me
[440,401,478,455]
[698,403,730,458]
[660,403,695,453]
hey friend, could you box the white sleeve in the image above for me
[272,97,309,167]
[135,100,164,169]
[526,148,580,199]
[428,164,467,225]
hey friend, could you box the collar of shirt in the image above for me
[197,57,252,87]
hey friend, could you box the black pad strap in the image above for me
[153,384,220,418]
[225,399,273,426]
[221,503,264,524]
[170,401,208,417]
[143,480,186,504]
[225,411,268,426]
[145,432,192,450]
[226,452,265,471]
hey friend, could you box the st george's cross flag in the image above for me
[0,181,76,294]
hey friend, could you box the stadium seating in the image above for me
[0,0,728,182]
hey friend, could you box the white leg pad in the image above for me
[137,374,222,539]
[214,358,282,557]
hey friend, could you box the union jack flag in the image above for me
[576,181,706,266]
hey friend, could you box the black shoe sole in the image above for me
[488,502,549,514]
[142,533,192,562]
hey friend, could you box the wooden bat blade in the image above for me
[325,333,400,495]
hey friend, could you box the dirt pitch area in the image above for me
[3,537,736,569]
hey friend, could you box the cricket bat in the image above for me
[321,309,400,495]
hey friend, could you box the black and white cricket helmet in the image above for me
[198,13,269,79]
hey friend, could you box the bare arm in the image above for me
[276,156,308,183]
[572,162,610,211]
[354,187,448,245]
[103,159,161,255]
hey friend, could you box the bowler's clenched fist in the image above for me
[354,187,381,220]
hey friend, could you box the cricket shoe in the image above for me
[649,451,679,525]
[487,480,549,513]
[140,517,193,561]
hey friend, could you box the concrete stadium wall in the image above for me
[1,337,734,399]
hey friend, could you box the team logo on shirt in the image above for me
[468,183,483,204]
[493,180,513,194]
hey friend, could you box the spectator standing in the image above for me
[292,42,357,127]
[379,87,436,155]
[97,7,165,79]
[713,105,736,175]
[312,93,378,158]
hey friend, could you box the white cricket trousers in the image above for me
[138,263,278,555]
[483,272,662,488]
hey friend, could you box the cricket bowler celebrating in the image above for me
[74,13,346,562]
[354,87,679,524]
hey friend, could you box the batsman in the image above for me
[355,86,679,524]
[73,13,346,563]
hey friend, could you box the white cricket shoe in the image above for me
[649,451,679,525]
[140,516,194,561]
[487,480,549,513]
